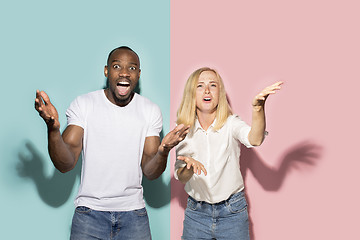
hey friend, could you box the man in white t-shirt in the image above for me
[35,46,189,240]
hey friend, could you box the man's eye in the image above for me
[113,65,120,69]
[129,66,136,71]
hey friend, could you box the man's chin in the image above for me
[115,92,134,105]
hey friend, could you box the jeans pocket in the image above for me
[75,206,92,214]
[186,197,198,211]
[134,207,148,217]
[226,196,247,213]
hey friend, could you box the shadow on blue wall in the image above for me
[143,176,170,208]
[17,141,81,207]
[171,140,322,239]
[16,133,171,209]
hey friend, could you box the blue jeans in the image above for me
[70,206,151,240]
[182,191,250,240]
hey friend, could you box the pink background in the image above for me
[170,0,360,239]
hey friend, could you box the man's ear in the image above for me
[104,65,108,77]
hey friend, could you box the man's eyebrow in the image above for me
[111,60,138,65]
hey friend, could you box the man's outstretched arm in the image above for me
[141,124,189,180]
[35,90,83,173]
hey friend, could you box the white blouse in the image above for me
[175,115,255,203]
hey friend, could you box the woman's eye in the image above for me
[211,84,217,87]
[197,84,203,88]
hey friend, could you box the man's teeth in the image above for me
[117,82,130,86]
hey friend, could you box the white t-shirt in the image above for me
[66,90,162,211]
[175,115,254,204]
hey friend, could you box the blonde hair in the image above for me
[176,67,232,131]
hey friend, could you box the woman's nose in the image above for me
[204,85,210,94]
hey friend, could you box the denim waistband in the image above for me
[188,190,244,205]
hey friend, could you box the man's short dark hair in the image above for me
[107,46,139,66]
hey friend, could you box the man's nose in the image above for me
[119,68,130,77]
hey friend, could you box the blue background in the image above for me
[0,0,170,239]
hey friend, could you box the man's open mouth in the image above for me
[117,81,131,95]
[117,82,130,87]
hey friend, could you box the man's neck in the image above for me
[104,89,135,107]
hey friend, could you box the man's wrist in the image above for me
[47,126,60,134]
[158,145,170,157]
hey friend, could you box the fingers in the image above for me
[40,91,52,105]
[161,124,191,150]
[177,156,207,176]
[173,124,190,139]
[253,81,283,103]
[176,156,187,161]
[272,81,284,87]
[264,81,283,94]
[35,92,48,118]
[199,165,207,176]
[190,162,207,176]
[264,81,283,91]
[173,124,185,132]
[34,90,57,125]
[35,90,52,108]
[35,90,43,111]
[35,90,50,111]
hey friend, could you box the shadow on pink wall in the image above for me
[171,141,322,239]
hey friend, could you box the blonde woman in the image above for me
[174,67,282,240]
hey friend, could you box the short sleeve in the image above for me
[65,96,85,129]
[146,104,162,137]
[231,115,254,148]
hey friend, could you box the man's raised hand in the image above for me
[34,90,60,130]
[159,124,190,155]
